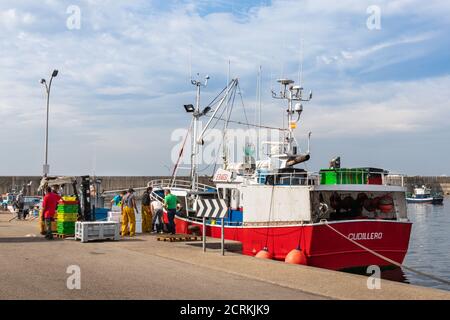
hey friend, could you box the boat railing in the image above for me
[101,178,216,199]
[319,169,405,187]
[147,178,215,192]
[248,171,320,186]
[249,170,405,187]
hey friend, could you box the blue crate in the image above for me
[93,208,109,221]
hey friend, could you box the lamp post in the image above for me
[40,69,58,177]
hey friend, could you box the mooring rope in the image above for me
[323,221,450,286]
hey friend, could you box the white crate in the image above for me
[111,205,121,212]
[108,211,122,223]
[75,221,120,243]
[135,221,142,234]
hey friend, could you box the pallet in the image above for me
[157,234,200,242]
[52,233,75,239]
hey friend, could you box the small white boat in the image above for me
[406,185,442,204]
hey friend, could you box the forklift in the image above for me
[38,175,96,221]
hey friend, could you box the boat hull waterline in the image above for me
[175,216,412,271]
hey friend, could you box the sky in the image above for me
[0,0,449,176]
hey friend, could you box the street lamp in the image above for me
[40,69,58,177]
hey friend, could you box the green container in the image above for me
[336,168,368,184]
[320,169,337,185]
[354,169,368,184]
[57,204,79,213]
[321,168,369,185]
[57,229,75,235]
[57,221,76,234]
[57,213,78,222]
[335,168,345,184]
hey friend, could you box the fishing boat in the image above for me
[144,75,412,271]
[406,185,444,204]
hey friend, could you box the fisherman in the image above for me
[141,187,152,233]
[111,190,126,207]
[163,189,178,235]
[41,187,61,240]
[121,188,138,237]
[16,192,24,220]
[150,196,164,234]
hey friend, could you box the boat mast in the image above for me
[272,79,312,155]
[257,65,262,161]
[223,61,231,169]
[190,74,210,191]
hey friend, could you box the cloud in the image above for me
[0,0,449,175]
[0,8,36,29]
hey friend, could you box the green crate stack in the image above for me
[57,221,76,235]
[57,204,78,213]
[320,168,368,185]
[56,202,79,235]
[319,169,337,185]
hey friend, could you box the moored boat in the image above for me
[144,76,412,271]
[406,185,444,204]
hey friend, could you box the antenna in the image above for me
[256,65,262,161]
[298,37,304,87]
[189,43,192,81]
[223,59,231,167]
[272,78,313,155]
[307,131,311,154]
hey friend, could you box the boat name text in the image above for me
[348,232,383,240]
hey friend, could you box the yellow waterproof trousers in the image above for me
[121,206,136,236]
[142,205,152,233]
[38,210,56,235]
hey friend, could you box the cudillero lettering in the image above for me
[348,232,383,240]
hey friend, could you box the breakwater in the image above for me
[0,176,211,194]
[1,175,449,195]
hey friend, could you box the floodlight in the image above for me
[201,106,211,115]
[184,104,195,113]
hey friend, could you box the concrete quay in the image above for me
[0,213,449,300]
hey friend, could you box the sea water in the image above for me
[400,197,450,291]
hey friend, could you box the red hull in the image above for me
[175,217,412,270]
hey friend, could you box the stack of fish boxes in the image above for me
[135,210,142,234]
[56,197,79,236]
[108,205,122,223]
[107,206,142,233]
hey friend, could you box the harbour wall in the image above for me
[1,175,450,195]
[0,176,211,195]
